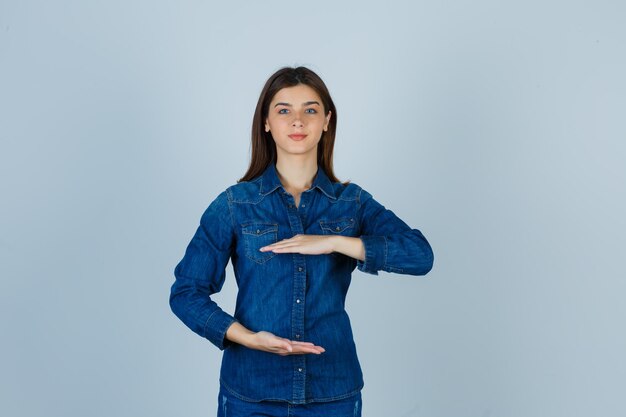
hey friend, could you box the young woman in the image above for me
[169,66,434,417]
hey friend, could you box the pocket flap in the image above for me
[241,222,278,236]
[319,218,355,234]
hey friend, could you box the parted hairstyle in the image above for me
[238,66,347,184]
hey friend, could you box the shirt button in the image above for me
[335,226,340,231]
[298,267,303,272]
[295,334,300,339]
[301,204,305,207]
[296,299,301,304]
[298,368,302,372]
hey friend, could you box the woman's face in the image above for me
[265,84,331,161]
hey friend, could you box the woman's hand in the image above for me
[260,234,366,261]
[250,331,325,356]
[260,234,335,255]
[226,322,325,356]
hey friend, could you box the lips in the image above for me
[288,134,307,141]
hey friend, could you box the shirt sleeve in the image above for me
[356,187,434,276]
[169,189,237,350]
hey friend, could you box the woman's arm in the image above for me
[169,190,237,350]
[260,234,365,261]
[355,187,434,275]
[329,236,365,261]
[260,188,433,276]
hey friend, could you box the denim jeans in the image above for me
[217,385,362,417]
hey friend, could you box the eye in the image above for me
[278,108,289,114]
[305,108,317,114]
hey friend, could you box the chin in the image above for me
[278,147,317,157]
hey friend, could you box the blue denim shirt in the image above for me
[169,163,434,404]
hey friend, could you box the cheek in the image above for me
[268,117,289,129]
[311,120,326,132]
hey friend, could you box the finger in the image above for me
[262,241,302,250]
[290,349,324,355]
[261,245,303,254]
[271,240,315,250]
[269,245,304,253]
[292,346,323,354]
[273,347,324,356]
[259,243,293,252]
[261,236,310,250]
[301,344,325,351]
[290,341,324,349]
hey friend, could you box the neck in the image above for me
[275,156,318,192]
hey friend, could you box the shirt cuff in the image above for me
[204,309,237,350]
[356,235,387,275]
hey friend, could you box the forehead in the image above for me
[270,84,322,104]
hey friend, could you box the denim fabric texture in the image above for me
[217,384,362,417]
[170,163,434,404]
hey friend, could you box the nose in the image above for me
[292,113,304,128]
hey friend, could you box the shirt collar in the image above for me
[259,162,336,200]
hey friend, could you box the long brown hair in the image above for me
[238,66,347,184]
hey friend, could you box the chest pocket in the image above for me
[241,222,278,264]
[319,217,356,235]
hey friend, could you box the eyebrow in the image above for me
[274,101,321,108]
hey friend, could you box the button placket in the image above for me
[282,189,307,402]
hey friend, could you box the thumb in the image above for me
[277,338,293,352]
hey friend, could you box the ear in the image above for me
[324,110,332,132]
[265,117,270,132]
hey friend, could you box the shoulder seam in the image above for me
[224,188,236,230]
